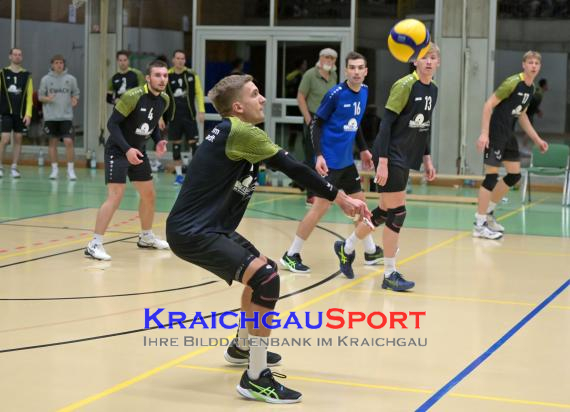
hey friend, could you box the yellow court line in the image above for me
[56,231,469,411]
[495,197,548,222]
[56,196,547,410]
[175,365,570,409]
[345,289,570,311]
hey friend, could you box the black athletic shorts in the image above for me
[484,135,520,166]
[168,231,260,286]
[44,121,73,138]
[168,117,198,142]
[1,114,27,133]
[377,164,410,193]
[104,149,153,184]
[317,163,362,198]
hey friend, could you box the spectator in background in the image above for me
[38,54,80,180]
[297,48,338,205]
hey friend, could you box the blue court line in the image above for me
[416,278,570,411]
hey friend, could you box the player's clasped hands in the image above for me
[126,148,144,165]
[335,190,372,221]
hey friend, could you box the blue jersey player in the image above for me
[281,52,383,276]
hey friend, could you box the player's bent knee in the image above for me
[482,173,499,191]
[247,264,280,310]
[371,207,387,227]
[172,143,182,161]
[386,205,406,233]
[503,173,521,187]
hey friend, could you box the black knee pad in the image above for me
[371,207,388,227]
[386,205,406,233]
[172,143,182,161]
[247,264,280,310]
[482,173,499,191]
[503,173,521,187]
[266,257,278,272]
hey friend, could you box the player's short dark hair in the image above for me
[208,74,254,117]
[173,49,186,57]
[116,50,130,59]
[345,51,367,67]
[146,59,168,75]
[538,78,547,87]
[9,47,22,55]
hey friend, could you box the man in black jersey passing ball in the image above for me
[85,60,171,261]
[166,74,370,404]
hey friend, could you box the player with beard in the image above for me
[85,60,171,261]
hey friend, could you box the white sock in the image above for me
[11,163,17,169]
[344,232,357,254]
[287,235,305,256]
[247,339,267,380]
[487,201,497,214]
[92,234,103,245]
[175,165,182,176]
[384,257,396,277]
[237,326,249,350]
[51,163,58,169]
[475,213,486,226]
[141,230,153,237]
[363,234,376,254]
[67,162,74,171]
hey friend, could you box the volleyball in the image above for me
[387,18,431,63]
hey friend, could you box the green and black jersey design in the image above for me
[107,68,145,102]
[490,73,535,143]
[380,71,438,170]
[167,117,280,236]
[166,67,205,121]
[0,67,33,118]
[107,84,169,153]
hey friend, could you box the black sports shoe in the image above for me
[224,340,282,366]
[237,368,302,404]
[280,252,311,273]
[364,245,384,265]
[381,271,415,291]
[334,240,356,279]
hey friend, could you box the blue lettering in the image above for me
[261,311,280,329]
[189,312,209,329]
[219,312,238,329]
[283,312,303,329]
[145,308,165,328]
[240,311,260,329]
[305,311,323,329]
[168,311,187,329]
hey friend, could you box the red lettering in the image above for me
[366,312,387,329]
[348,311,366,328]
[390,312,408,329]
[409,311,426,329]
[326,308,345,329]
